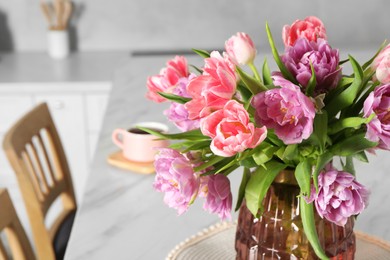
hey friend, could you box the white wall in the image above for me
[0,0,389,52]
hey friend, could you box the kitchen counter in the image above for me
[64,51,390,259]
[0,51,128,83]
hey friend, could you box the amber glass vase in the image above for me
[235,170,356,260]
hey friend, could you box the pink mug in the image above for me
[112,122,169,162]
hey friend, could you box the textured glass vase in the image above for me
[235,170,356,259]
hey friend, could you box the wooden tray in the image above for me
[107,151,155,174]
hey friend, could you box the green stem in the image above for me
[193,156,225,173]
[300,199,330,260]
[249,62,261,82]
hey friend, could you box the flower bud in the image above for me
[225,32,256,65]
[376,55,390,84]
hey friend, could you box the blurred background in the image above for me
[0,0,389,52]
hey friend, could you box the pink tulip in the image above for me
[372,44,390,84]
[372,44,390,70]
[225,32,257,65]
[146,56,189,103]
[203,174,233,220]
[198,175,210,198]
[201,100,267,157]
[376,55,390,84]
[163,56,189,86]
[363,84,390,150]
[251,75,315,144]
[185,90,230,120]
[282,16,327,47]
[202,51,237,99]
[185,51,237,120]
[153,148,199,215]
[146,75,170,103]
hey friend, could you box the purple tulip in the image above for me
[308,170,370,226]
[363,84,390,150]
[164,75,200,131]
[165,103,200,131]
[282,38,341,95]
[203,174,232,220]
[251,75,316,144]
[153,148,199,215]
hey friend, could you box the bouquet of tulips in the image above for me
[145,16,390,258]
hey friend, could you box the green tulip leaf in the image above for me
[252,146,279,165]
[137,127,209,141]
[295,159,312,197]
[343,156,356,175]
[353,151,369,163]
[190,64,203,74]
[306,62,317,97]
[237,82,254,102]
[262,58,273,85]
[193,156,225,173]
[348,81,378,117]
[282,144,299,161]
[325,55,363,117]
[328,116,370,135]
[192,48,210,58]
[362,40,388,70]
[236,66,267,94]
[235,168,250,211]
[265,23,297,84]
[296,159,330,260]
[312,112,328,152]
[331,133,377,156]
[266,130,284,146]
[300,199,330,260]
[182,140,212,153]
[157,92,191,104]
[239,157,258,168]
[245,161,286,216]
[312,152,333,191]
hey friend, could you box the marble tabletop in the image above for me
[64,55,229,260]
[0,51,128,83]
[64,51,390,260]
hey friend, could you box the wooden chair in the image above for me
[3,103,77,260]
[0,188,36,260]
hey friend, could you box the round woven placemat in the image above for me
[166,222,390,260]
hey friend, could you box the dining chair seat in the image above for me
[53,210,76,260]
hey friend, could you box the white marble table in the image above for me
[64,52,390,260]
[64,55,229,260]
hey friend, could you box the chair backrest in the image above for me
[0,189,36,260]
[3,103,77,260]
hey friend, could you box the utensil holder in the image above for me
[47,30,70,59]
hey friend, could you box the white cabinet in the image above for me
[0,82,111,204]
[0,96,34,133]
[86,94,110,159]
